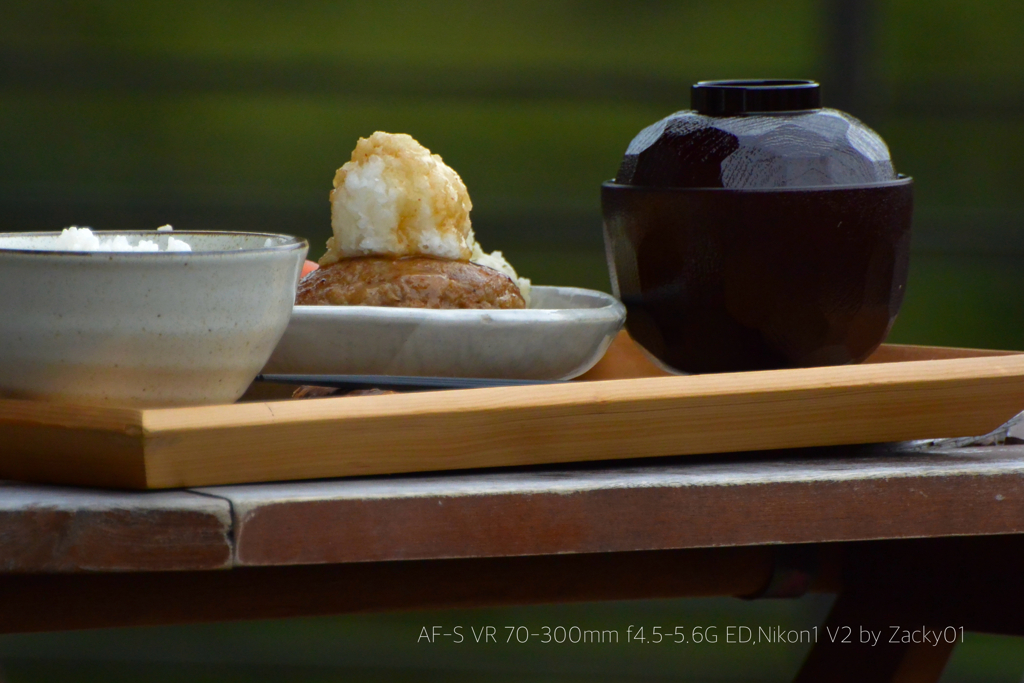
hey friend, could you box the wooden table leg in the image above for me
[793,591,956,683]
[794,534,1024,682]
[892,639,958,683]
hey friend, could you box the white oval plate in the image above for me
[263,286,626,380]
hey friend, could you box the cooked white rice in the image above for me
[322,131,531,303]
[322,132,474,263]
[9,226,193,253]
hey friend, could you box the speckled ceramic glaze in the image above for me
[0,232,307,407]
[264,286,626,380]
[604,80,913,373]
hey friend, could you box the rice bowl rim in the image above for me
[0,230,308,258]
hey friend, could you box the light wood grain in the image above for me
[863,343,1018,363]
[576,330,1017,380]
[575,329,671,380]
[0,398,146,488]
[0,344,1022,489]
[138,353,1024,488]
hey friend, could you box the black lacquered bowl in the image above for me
[602,177,914,373]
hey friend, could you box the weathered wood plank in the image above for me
[2,442,1022,574]
[195,444,1024,567]
[0,483,232,572]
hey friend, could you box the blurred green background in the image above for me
[1,0,1022,681]
[2,0,1022,350]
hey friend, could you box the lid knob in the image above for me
[691,79,821,116]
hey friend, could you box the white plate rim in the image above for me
[287,285,625,324]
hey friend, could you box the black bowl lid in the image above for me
[691,79,820,116]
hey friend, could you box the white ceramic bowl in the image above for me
[264,286,626,380]
[0,231,308,407]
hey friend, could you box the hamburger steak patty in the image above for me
[295,256,526,309]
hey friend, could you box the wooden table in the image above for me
[1,412,1022,682]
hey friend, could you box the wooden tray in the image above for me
[1,332,1022,489]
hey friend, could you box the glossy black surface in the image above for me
[690,79,821,116]
[602,180,914,373]
[616,108,896,190]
